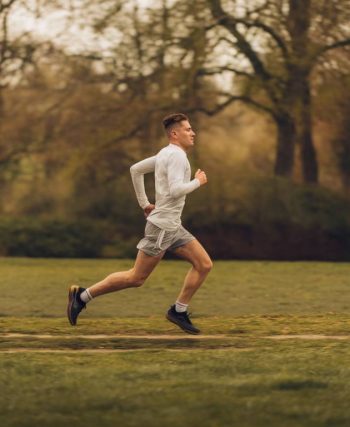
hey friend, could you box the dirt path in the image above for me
[0,347,254,354]
[1,333,350,343]
[1,333,350,353]
[267,334,350,340]
[1,333,227,340]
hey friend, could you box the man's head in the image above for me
[162,113,196,151]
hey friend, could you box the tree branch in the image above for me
[197,66,253,79]
[315,38,350,59]
[237,18,289,60]
[186,93,276,118]
[0,0,17,14]
[246,0,271,17]
[207,0,272,82]
[0,4,10,65]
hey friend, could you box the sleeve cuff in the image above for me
[193,178,201,188]
[140,201,150,209]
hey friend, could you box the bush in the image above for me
[0,218,107,258]
[1,178,350,260]
[185,177,350,260]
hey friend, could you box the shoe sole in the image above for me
[166,314,200,335]
[67,285,79,326]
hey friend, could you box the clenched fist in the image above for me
[144,204,155,218]
[195,169,207,186]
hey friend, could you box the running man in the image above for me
[67,113,213,334]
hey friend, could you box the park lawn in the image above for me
[1,257,350,427]
[2,341,350,427]
[1,257,350,317]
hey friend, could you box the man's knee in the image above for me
[198,258,213,274]
[127,269,148,288]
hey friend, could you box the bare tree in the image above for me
[204,0,350,183]
[60,0,220,156]
[0,0,41,174]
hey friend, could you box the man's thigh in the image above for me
[172,239,212,268]
[132,249,164,279]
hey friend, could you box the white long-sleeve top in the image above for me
[130,143,200,231]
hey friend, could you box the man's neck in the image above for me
[169,141,187,153]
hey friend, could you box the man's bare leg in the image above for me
[173,239,213,304]
[165,239,212,334]
[67,250,163,325]
[88,250,164,298]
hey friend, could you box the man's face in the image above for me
[172,120,196,150]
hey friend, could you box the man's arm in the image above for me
[130,156,156,209]
[167,153,206,198]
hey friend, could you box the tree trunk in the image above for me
[274,113,296,177]
[287,0,318,183]
[0,89,3,120]
[298,78,318,183]
[336,99,350,196]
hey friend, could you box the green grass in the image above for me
[2,344,350,427]
[1,257,350,317]
[1,257,350,427]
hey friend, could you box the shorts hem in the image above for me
[168,236,196,251]
[138,247,164,257]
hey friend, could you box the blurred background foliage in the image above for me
[0,0,350,259]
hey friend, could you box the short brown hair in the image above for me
[162,113,189,130]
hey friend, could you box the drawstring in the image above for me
[156,229,166,250]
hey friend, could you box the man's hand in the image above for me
[195,169,207,186]
[144,204,155,218]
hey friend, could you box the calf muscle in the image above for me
[88,250,163,298]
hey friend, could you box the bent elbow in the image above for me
[130,164,137,176]
[169,187,182,199]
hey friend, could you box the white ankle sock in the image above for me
[80,289,93,304]
[175,301,188,313]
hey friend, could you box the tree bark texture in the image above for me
[274,113,296,177]
[287,0,318,183]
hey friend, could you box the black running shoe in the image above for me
[166,305,200,335]
[67,285,86,326]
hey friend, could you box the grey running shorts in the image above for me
[137,221,196,257]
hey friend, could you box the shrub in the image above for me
[0,218,106,258]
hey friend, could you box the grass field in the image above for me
[1,257,350,427]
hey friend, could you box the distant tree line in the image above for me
[0,0,350,259]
